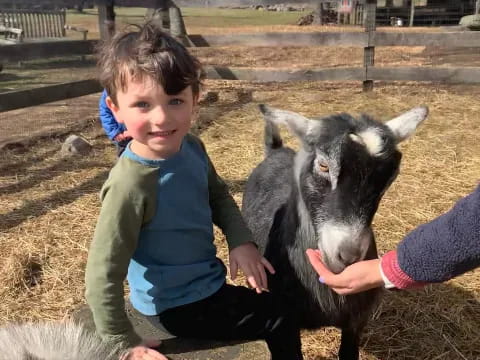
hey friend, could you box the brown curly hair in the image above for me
[97,22,204,105]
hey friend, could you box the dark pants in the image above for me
[146,283,303,360]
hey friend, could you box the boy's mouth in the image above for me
[149,130,176,137]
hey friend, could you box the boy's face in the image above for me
[107,75,197,160]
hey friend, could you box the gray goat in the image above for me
[0,321,123,360]
[242,104,428,359]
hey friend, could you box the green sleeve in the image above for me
[189,135,255,250]
[85,161,157,348]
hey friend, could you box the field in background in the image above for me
[0,7,479,360]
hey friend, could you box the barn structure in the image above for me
[338,0,476,25]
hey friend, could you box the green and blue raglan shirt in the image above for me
[85,134,253,348]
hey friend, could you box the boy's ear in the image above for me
[105,96,123,123]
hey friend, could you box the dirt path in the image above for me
[0,93,100,150]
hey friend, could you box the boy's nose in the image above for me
[150,107,168,125]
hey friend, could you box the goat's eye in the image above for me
[315,159,329,173]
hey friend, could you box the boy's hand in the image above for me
[121,339,166,360]
[121,346,168,360]
[306,249,383,295]
[229,242,275,293]
[114,131,132,142]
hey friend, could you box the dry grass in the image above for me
[1,80,479,359]
[1,9,479,359]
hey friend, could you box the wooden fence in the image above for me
[1,6,480,112]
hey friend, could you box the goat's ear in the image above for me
[386,106,429,143]
[259,104,312,139]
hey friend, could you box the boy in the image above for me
[85,22,303,360]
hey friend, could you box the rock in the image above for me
[61,135,92,156]
[198,91,219,105]
[459,14,480,31]
[72,303,269,360]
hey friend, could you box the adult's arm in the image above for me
[381,185,480,288]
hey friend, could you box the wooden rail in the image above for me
[1,32,478,63]
[189,32,480,48]
[2,65,480,113]
[0,79,102,112]
[0,24,479,109]
[0,39,97,62]
[206,66,480,84]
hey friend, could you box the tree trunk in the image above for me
[476,0,480,15]
[313,1,324,25]
[98,1,115,41]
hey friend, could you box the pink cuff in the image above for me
[381,250,427,290]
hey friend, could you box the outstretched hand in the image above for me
[114,131,132,142]
[229,242,275,293]
[122,346,167,360]
[306,249,384,295]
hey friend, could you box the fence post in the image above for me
[363,0,376,92]
[409,0,415,27]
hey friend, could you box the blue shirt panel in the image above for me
[123,138,226,315]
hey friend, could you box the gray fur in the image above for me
[243,104,428,359]
[0,321,124,360]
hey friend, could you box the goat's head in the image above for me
[259,105,428,273]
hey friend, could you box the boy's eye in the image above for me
[169,98,184,105]
[134,101,149,109]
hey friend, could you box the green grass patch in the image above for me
[65,7,308,35]
[181,8,307,28]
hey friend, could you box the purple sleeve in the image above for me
[397,185,480,283]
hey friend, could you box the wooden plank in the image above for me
[204,67,365,82]
[188,32,368,47]
[34,11,41,38]
[0,79,102,113]
[373,32,480,47]
[0,39,98,62]
[2,66,480,112]
[26,12,33,38]
[189,32,479,48]
[369,67,480,83]
[61,9,66,37]
[205,66,480,84]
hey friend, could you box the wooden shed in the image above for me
[376,0,476,25]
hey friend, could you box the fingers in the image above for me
[125,346,168,360]
[143,338,162,348]
[229,259,238,281]
[261,256,275,275]
[306,249,334,281]
[247,274,261,294]
[244,262,262,293]
[257,262,268,290]
[305,249,349,290]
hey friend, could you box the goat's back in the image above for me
[0,321,121,360]
[242,147,295,253]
